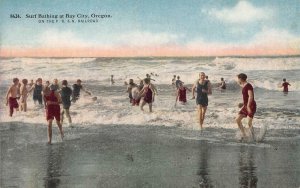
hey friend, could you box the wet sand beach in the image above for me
[0,123,299,188]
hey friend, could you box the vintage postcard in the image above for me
[0,0,299,187]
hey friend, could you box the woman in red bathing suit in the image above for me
[44,86,64,144]
[139,78,155,112]
[235,73,256,139]
[175,82,191,106]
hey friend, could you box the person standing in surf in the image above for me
[72,79,91,102]
[172,75,176,88]
[49,78,60,92]
[281,78,291,93]
[139,78,155,112]
[19,79,34,112]
[5,78,20,117]
[175,82,191,106]
[127,79,137,104]
[60,80,73,125]
[192,72,212,129]
[32,78,44,105]
[219,78,226,90]
[235,73,256,140]
[44,85,64,144]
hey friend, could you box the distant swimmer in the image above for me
[219,78,226,90]
[110,75,115,85]
[281,78,291,93]
[19,79,33,112]
[72,79,91,102]
[175,82,191,106]
[127,79,137,104]
[5,78,20,117]
[32,78,44,105]
[44,85,64,144]
[140,78,156,112]
[60,80,73,125]
[235,73,256,140]
[192,72,212,129]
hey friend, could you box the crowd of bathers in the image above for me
[5,74,291,143]
[5,77,91,144]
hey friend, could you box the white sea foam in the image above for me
[1,57,299,132]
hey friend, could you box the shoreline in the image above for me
[1,123,299,187]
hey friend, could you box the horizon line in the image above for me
[1,54,300,59]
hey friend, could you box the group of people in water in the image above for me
[5,78,90,144]
[5,72,292,143]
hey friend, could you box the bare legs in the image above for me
[140,101,152,113]
[61,108,72,124]
[197,105,207,129]
[47,119,64,144]
[235,114,254,139]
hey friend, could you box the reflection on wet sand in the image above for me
[239,146,258,188]
[197,141,213,187]
[44,144,65,188]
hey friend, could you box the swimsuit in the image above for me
[282,82,289,92]
[178,87,187,102]
[33,84,43,104]
[239,83,256,118]
[196,80,208,106]
[61,87,72,109]
[45,91,60,121]
[9,97,19,116]
[143,86,153,104]
[72,84,82,101]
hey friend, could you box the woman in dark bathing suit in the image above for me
[139,78,155,112]
[192,72,212,129]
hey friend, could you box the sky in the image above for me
[0,0,300,57]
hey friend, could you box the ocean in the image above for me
[0,57,299,187]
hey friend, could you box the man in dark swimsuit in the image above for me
[32,78,44,105]
[60,80,73,125]
[235,73,256,140]
[72,79,91,102]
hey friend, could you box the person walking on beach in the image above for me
[281,78,291,93]
[235,73,256,140]
[175,82,191,106]
[5,78,20,117]
[60,80,73,125]
[192,72,212,129]
[140,78,155,112]
[72,79,91,102]
[44,85,64,144]
[32,78,44,105]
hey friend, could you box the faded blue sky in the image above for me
[1,0,299,56]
